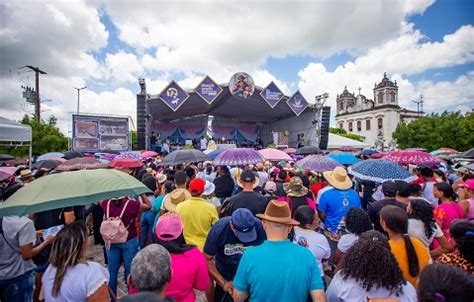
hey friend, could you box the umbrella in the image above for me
[283,148,297,154]
[258,148,293,162]
[0,154,15,161]
[63,151,84,160]
[116,151,143,160]
[361,149,379,156]
[404,147,428,152]
[32,160,61,170]
[37,152,64,162]
[438,148,457,152]
[466,163,474,171]
[207,149,226,160]
[56,158,107,171]
[384,151,441,165]
[327,152,360,165]
[101,153,118,161]
[213,148,265,166]
[0,169,151,217]
[141,151,158,158]
[108,158,143,169]
[338,146,357,152]
[0,167,17,181]
[348,159,416,183]
[294,146,322,155]
[371,152,388,159]
[295,155,342,172]
[47,157,67,163]
[461,148,474,158]
[159,149,210,166]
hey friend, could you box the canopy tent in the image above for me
[0,117,32,168]
[327,133,370,150]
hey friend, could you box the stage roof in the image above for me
[147,85,313,124]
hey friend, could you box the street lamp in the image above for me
[74,86,87,114]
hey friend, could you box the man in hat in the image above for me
[318,167,360,242]
[229,170,268,216]
[233,200,326,302]
[368,180,407,233]
[203,208,266,301]
[176,178,218,251]
[159,171,191,214]
[19,169,33,184]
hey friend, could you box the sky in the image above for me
[0,0,473,135]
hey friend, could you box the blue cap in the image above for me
[231,208,257,243]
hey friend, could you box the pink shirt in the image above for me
[166,247,210,302]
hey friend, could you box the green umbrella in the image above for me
[0,169,151,217]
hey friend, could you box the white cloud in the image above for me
[105,51,144,82]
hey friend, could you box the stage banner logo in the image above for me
[159,80,189,111]
[260,81,283,108]
[287,91,309,116]
[229,72,255,100]
[194,75,223,105]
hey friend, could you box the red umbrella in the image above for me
[384,151,440,165]
[338,146,357,152]
[141,151,158,158]
[370,153,387,159]
[108,158,143,169]
[438,148,457,152]
[56,158,107,171]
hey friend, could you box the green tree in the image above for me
[329,128,365,142]
[393,111,474,151]
[0,114,68,156]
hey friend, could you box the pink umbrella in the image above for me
[141,151,158,158]
[338,146,357,152]
[108,158,143,169]
[384,151,440,165]
[56,158,107,171]
[283,148,297,154]
[258,148,293,162]
[48,157,66,163]
[0,167,17,181]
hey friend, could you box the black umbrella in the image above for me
[63,151,84,160]
[294,146,322,155]
[32,160,61,170]
[461,148,474,158]
[0,154,15,161]
[158,149,210,166]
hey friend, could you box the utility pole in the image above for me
[412,94,424,117]
[314,93,329,146]
[25,66,47,121]
[74,86,87,114]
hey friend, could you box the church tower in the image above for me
[336,86,357,115]
[373,72,398,107]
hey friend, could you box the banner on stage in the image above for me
[159,80,189,111]
[195,75,223,105]
[260,81,284,108]
[287,91,309,116]
[229,72,255,100]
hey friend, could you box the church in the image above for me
[334,73,421,148]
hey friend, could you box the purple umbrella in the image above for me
[116,152,143,160]
[102,153,118,161]
[213,148,265,166]
[296,155,342,172]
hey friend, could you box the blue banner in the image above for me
[260,81,283,108]
[194,75,223,104]
[159,80,189,111]
[287,91,309,116]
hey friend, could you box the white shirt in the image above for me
[422,181,438,206]
[337,233,359,253]
[200,138,207,150]
[292,227,331,274]
[407,218,443,249]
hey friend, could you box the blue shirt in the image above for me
[318,187,361,233]
[233,240,324,302]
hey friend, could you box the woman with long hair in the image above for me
[436,220,474,274]
[407,199,452,257]
[155,212,209,302]
[327,230,416,301]
[380,205,430,286]
[41,221,110,301]
[433,182,464,242]
[334,207,373,263]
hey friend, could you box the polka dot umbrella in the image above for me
[348,159,417,183]
[384,150,440,165]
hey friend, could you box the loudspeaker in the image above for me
[319,106,330,150]
[136,95,146,150]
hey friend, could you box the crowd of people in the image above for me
[1,150,474,302]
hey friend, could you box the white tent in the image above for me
[0,117,32,168]
[327,132,370,150]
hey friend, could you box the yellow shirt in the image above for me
[389,237,431,286]
[176,196,219,251]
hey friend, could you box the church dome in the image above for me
[340,86,355,98]
[375,72,398,89]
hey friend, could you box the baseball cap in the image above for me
[382,180,398,197]
[460,179,474,190]
[188,178,206,195]
[231,208,257,243]
[240,170,256,183]
[155,212,183,241]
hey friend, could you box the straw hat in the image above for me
[322,166,352,190]
[19,169,32,179]
[155,173,167,184]
[283,177,308,197]
[163,188,191,211]
[257,200,299,225]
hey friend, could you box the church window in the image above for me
[357,121,361,132]
[338,101,343,111]
[378,118,383,129]
[390,91,396,102]
[349,122,353,132]
[339,123,343,129]
[378,91,384,104]
[366,119,371,131]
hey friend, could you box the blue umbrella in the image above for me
[37,152,64,162]
[207,149,225,160]
[348,159,416,183]
[327,152,360,165]
[361,149,379,156]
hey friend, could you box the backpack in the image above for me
[100,199,131,246]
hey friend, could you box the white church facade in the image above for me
[334,73,421,148]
